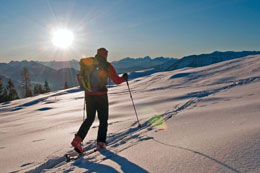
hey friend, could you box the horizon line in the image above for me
[1,50,260,64]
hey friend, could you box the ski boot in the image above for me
[71,135,83,153]
[96,142,106,151]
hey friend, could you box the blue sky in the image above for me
[0,0,259,62]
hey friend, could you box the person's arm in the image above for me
[108,64,126,84]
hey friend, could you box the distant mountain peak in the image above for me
[144,56,151,60]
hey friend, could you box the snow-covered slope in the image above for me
[0,55,260,172]
[165,51,260,71]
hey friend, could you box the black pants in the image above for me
[76,93,108,143]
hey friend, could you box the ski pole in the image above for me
[126,80,141,128]
[83,96,86,122]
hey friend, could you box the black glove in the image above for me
[122,73,128,81]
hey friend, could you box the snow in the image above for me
[0,55,260,172]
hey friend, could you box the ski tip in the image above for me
[65,154,71,162]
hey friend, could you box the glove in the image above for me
[122,73,128,81]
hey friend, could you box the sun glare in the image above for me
[51,28,74,49]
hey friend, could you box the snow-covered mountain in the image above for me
[111,56,177,73]
[1,54,260,172]
[164,51,260,71]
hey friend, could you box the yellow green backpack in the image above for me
[78,57,109,92]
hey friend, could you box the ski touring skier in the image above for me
[71,48,128,153]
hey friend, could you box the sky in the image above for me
[0,0,259,63]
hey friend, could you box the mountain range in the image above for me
[0,61,79,96]
[110,56,178,74]
[0,51,260,97]
[164,51,260,71]
[39,59,80,71]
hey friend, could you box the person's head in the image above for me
[97,48,108,59]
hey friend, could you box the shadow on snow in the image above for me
[74,150,148,173]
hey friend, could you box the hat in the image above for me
[97,48,108,56]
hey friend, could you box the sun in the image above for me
[51,28,74,49]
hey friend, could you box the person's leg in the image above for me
[96,94,109,143]
[76,94,97,141]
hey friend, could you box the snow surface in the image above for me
[1,55,260,173]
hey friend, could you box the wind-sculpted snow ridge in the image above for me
[0,88,82,113]
[173,76,260,100]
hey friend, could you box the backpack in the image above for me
[78,57,109,92]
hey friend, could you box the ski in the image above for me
[64,148,98,162]
[65,152,83,162]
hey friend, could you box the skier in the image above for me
[71,48,128,153]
